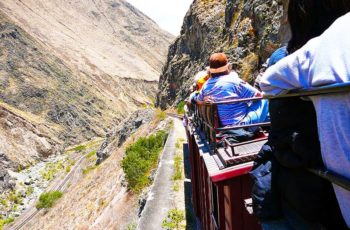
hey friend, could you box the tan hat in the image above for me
[209,53,229,74]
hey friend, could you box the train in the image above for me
[183,83,350,230]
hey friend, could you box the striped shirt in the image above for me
[197,71,259,126]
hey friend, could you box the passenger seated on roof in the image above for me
[196,53,269,127]
[253,1,350,229]
[261,10,350,228]
[189,70,210,104]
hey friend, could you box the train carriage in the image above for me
[184,83,350,230]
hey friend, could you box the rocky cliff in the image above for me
[157,0,288,108]
[0,0,173,169]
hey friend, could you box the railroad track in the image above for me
[7,155,87,230]
[9,114,182,229]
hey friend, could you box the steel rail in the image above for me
[264,82,350,99]
[7,155,87,230]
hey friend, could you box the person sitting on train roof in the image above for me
[261,10,350,228]
[189,70,210,104]
[253,47,288,91]
[196,52,269,127]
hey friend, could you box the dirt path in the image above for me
[138,117,196,230]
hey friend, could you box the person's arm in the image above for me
[260,38,320,96]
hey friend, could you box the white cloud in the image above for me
[126,0,193,35]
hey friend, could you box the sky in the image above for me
[126,0,193,36]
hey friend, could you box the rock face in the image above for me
[0,0,173,168]
[157,0,288,108]
[96,109,154,164]
[0,106,59,168]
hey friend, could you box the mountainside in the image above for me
[0,0,173,169]
[157,0,288,108]
[0,0,173,81]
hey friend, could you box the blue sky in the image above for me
[126,0,193,36]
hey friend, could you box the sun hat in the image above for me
[209,53,229,74]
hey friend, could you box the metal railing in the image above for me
[186,82,350,191]
[263,82,350,192]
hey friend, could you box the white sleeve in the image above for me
[260,38,320,96]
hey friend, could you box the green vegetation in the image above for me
[26,186,34,196]
[82,165,97,175]
[173,138,184,191]
[175,138,185,149]
[65,159,76,173]
[162,209,185,230]
[176,101,185,115]
[126,222,137,230]
[173,183,180,192]
[65,165,71,173]
[87,150,97,159]
[36,191,63,209]
[70,145,87,153]
[122,130,168,193]
[40,160,64,181]
[0,217,14,230]
[154,109,167,123]
[8,191,23,205]
[0,198,8,207]
[172,154,183,181]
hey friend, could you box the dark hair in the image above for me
[287,0,350,53]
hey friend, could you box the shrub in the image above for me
[26,186,34,196]
[176,101,185,115]
[40,160,64,181]
[82,165,97,175]
[0,198,8,207]
[0,217,14,230]
[162,209,185,230]
[154,109,167,123]
[65,165,71,173]
[86,150,97,159]
[8,191,22,205]
[36,191,63,209]
[70,145,86,153]
[122,130,168,193]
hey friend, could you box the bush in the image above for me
[0,217,14,230]
[82,165,97,175]
[176,101,185,115]
[36,191,63,209]
[86,150,97,159]
[154,109,167,123]
[8,191,22,205]
[122,130,168,193]
[70,145,86,153]
[40,160,64,181]
[162,209,185,230]
[26,186,34,196]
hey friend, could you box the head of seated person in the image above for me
[208,53,231,77]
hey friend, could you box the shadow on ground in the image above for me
[183,143,198,230]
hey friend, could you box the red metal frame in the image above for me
[186,127,261,230]
[185,83,350,230]
[210,163,254,183]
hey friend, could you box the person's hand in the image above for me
[204,96,214,102]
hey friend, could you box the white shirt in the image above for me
[260,12,350,227]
